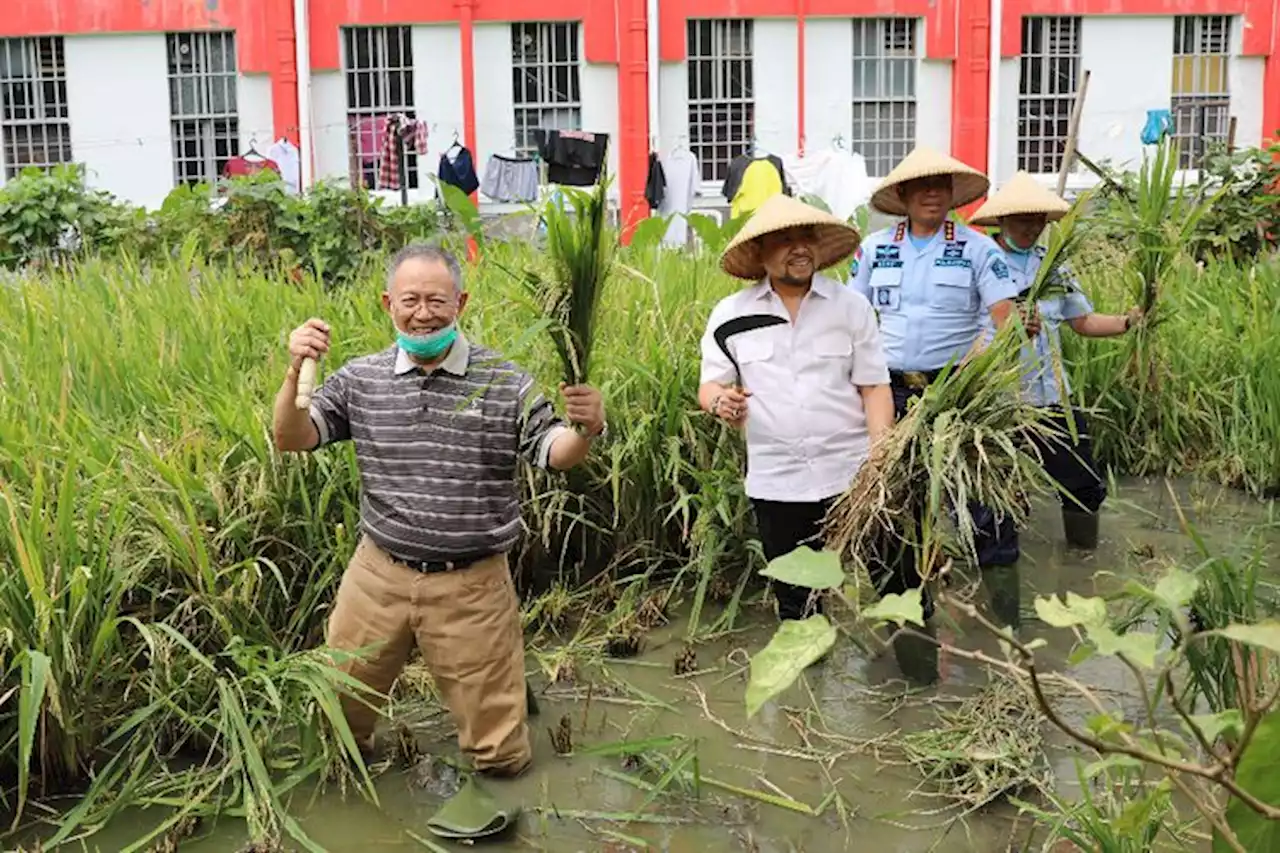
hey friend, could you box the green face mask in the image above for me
[397,323,458,360]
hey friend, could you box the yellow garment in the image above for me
[731,158,784,219]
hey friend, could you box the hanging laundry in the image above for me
[267,138,301,194]
[1141,109,1174,146]
[534,129,609,186]
[480,154,539,203]
[645,153,666,210]
[378,114,428,190]
[722,152,790,219]
[222,151,280,180]
[658,147,700,248]
[781,148,874,222]
[438,143,481,195]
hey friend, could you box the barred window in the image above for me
[851,18,916,178]
[687,19,753,184]
[1172,15,1231,169]
[0,37,72,180]
[512,22,582,158]
[168,32,239,187]
[1017,17,1081,174]
[343,26,418,191]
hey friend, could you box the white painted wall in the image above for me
[310,70,349,187]
[414,23,464,203]
[473,23,516,176]
[237,74,275,154]
[917,59,952,153]
[61,34,173,209]
[580,61,621,199]
[1077,16,1173,173]
[753,19,798,160]
[996,57,1020,188]
[657,60,690,153]
[803,19,852,156]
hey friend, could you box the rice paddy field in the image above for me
[2,175,1280,851]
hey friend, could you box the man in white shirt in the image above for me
[697,194,895,623]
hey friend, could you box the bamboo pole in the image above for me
[1057,69,1092,196]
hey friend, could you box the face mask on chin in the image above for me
[396,322,458,360]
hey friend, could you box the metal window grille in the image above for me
[512,22,582,159]
[343,26,417,191]
[851,18,916,178]
[0,37,72,179]
[168,32,239,187]
[1172,15,1231,169]
[687,19,753,184]
[1017,17,1081,174]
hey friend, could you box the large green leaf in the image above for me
[15,649,51,828]
[760,546,843,591]
[1034,592,1108,628]
[1184,710,1243,746]
[1087,624,1160,669]
[745,616,837,718]
[1153,567,1201,611]
[1216,709,1280,853]
[1212,622,1280,654]
[861,588,925,627]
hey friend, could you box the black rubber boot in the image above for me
[892,620,939,686]
[981,563,1022,631]
[1062,508,1100,550]
[525,681,540,717]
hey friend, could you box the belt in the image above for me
[889,368,944,390]
[387,551,497,574]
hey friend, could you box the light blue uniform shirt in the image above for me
[995,246,1094,408]
[850,220,1019,372]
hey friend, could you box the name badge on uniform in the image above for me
[877,288,893,306]
[873,244,903,269]
[936,242,971,269]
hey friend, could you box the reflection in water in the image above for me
[78,479,1277,852]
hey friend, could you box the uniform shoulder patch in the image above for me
[991,258,1011,280]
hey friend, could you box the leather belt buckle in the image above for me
[903,371,929,390]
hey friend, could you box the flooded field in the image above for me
[35,478,1280,853]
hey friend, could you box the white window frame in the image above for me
[1017,16,1082,175]
[1172,15,1232,170]
[851,17,918,179]
[167,31,240,187]
[687,18,754,193]
[342,25,419,196]
[511,21,582,160]
[0,36,73,180]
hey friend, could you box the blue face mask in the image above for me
[397,323,458,360]
[1001,233,1035,255]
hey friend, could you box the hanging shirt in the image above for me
[267,138,301,193]
[993,245,1094,408]
[438,145,481,195]
[782,149,874,222]
[534,129,608,186]
[645,153,666,210]
[722,153,789,219]
[698,273,890,503]
[658,148,700,248]
[378,115,428,190]
[222,154,280,180]
[850,220,1018,373]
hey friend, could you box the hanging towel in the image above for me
[438,146,481,195]
[378,115,428,190]
[1141,109,1173,146]
[480,154,538,202]
[534,129,609,186]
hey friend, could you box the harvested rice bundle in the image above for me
[899,670,1050,809]
[823,324,1062,575]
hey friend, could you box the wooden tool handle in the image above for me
[295,357,318,410]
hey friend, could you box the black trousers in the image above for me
[752,496,930,622]
[1031,405,1107,513]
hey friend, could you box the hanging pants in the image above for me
[325,536,531,776]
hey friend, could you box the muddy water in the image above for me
[76,478,1278,852]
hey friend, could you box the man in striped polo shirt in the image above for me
[272,244,606,778]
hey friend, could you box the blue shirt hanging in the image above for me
[438,144,480,195]
[1141,109,1173,146]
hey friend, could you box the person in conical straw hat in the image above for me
[971,172,1143,554]
[849,146,1022,677]
[698,194,894,628]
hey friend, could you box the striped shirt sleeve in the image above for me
[307,365,352,448]
[517,375,569,470]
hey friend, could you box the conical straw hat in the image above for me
[869,146,990,216]
[719,194,861,281]
[968,171,1071,226]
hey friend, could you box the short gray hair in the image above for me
[385,242,464,293]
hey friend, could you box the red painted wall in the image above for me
[4,0,1279,222]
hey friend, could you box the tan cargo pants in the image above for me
[325,536,531,776]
